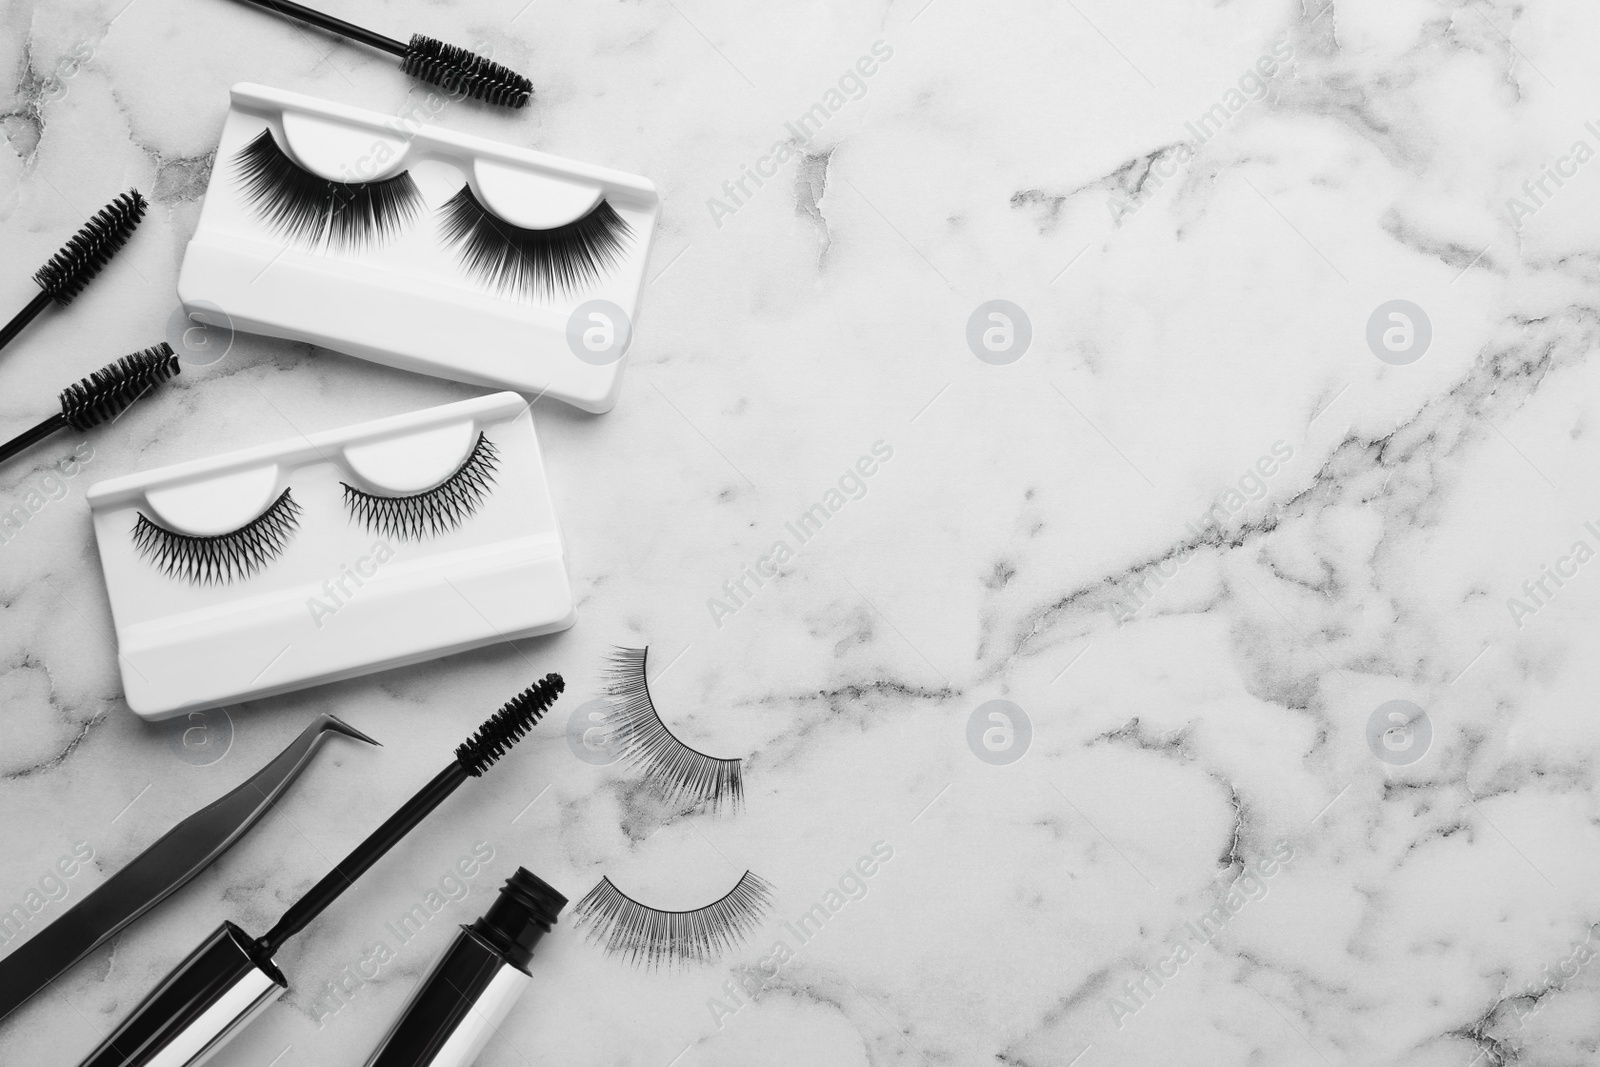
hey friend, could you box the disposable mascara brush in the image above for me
[257,674,564,956]
[231,0,532,108]
[0,343,179,466]
[0,190,147,353]
[77,674,564,1067]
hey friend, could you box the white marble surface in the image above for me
[5,0,1600,1063]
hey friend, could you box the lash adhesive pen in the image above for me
[75,675,563,1067]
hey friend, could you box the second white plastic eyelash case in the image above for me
[179,83,660,413]
[85,393,575,721]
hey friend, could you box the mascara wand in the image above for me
[0,190,147,354]
[230,0,532,108]
[0,344,180,466]
[257,673,564,954]
[77,675,564,1067]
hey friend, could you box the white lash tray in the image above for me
[85,393,576,720]
[178,83,660,414]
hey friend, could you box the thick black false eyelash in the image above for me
[604,646,744,812]
[133,489,302,585]
[341,433,499,541]
[234,130,423,249]
[573,871,773,969]
[439,186,632,299]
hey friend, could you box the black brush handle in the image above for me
[233,0,406,55]
[0,290,53,354]
[257,762,468,955]
[0,413,67,465]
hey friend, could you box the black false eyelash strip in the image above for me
[234,129,423,249]
[341,433,499,541]
[573,871,773,969]
[133,489,302,585]
[439,186,632,299]
[604,646,744,812]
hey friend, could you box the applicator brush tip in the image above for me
[59,343,180,431]
[33,190,148,306]
[456,673,564,776]
[402,34,532,109]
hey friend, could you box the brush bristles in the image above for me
[34,190,148,306]
[402,35,532,109]
[59,343,180,431]
[455,674,564,776]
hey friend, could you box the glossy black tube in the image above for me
[77,923,286,1067]
[363,869,565,1067]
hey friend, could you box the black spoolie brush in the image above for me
[232,0,532,108]
[0,343,180,466]
[0,190,147,353]
[77,675,565,1067]
[256,673,564,955]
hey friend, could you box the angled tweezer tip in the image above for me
[319,714,381,747]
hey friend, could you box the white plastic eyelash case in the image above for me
[85,393,575,721]
[178,83,660,413]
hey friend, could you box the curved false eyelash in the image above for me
[234,130,423,249]
[604,646,743,812]
[440,185,632,299]
[133,489,301,585]
[341,433,499,541]
[573,871,773,969]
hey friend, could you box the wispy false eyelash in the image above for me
[573,871,772,969]
[439,186,632,299]
[604,646,743,812]
[133,489,301,585]
[234,130,423,249]
[341,433,499,541]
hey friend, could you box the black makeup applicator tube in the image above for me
[362,868,566,1067]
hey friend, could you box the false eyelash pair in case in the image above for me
[179,84,660,413]
[86,393,574,719]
